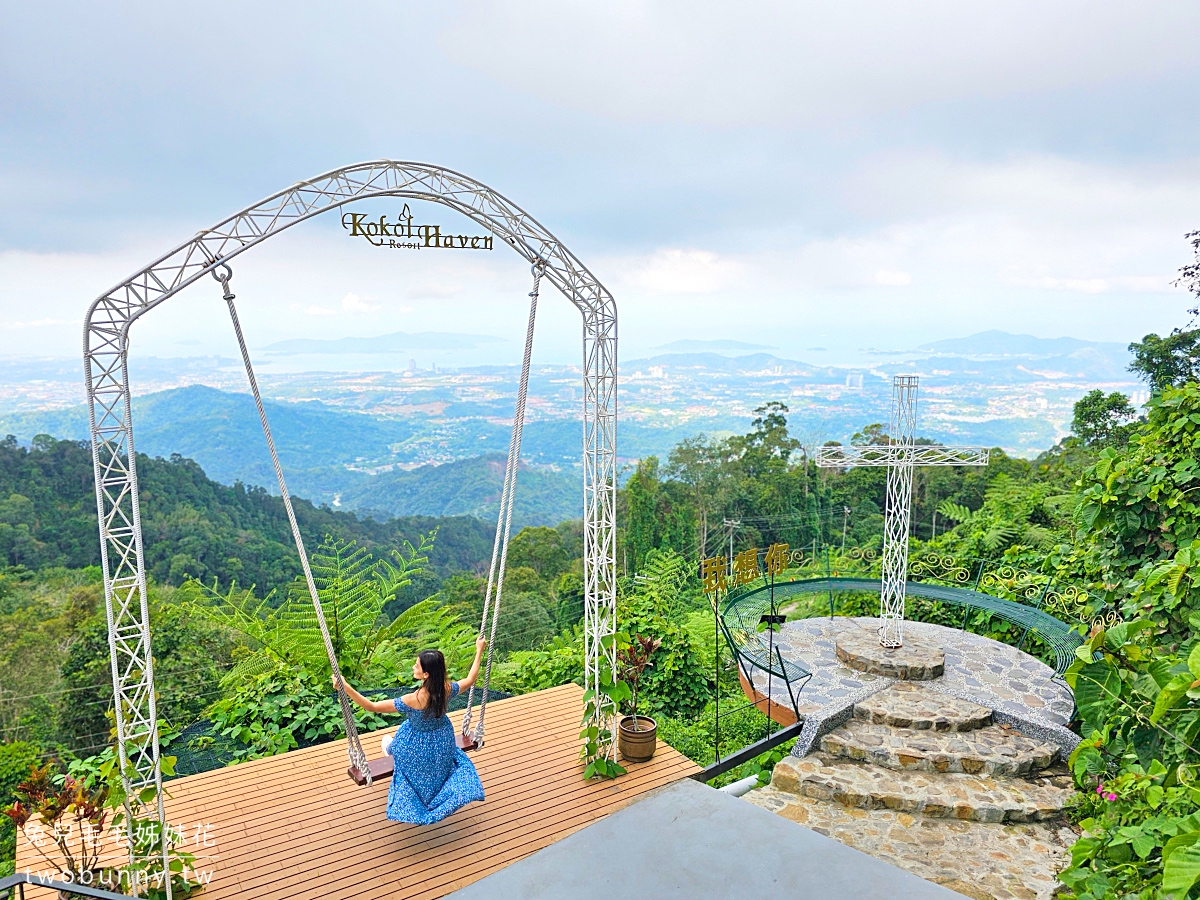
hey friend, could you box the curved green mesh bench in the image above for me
[718,586,814,719]
[721,576,1084,677]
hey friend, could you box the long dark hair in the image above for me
[418,649,449,719]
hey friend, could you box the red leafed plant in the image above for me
[3,763,114,887]
[617,634,662,731]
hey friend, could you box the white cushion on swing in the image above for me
[381,733,393,756]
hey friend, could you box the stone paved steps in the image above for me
[745,785,1076,900]
[854,683,993,732]
[771,756,1073,824]
[821,718,1057,776]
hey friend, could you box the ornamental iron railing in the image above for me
[751,543,1116,630]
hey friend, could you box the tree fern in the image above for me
[184,533,437,685]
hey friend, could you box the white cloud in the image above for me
[341,293,379,313]
[875,270,912,286]
[1,318,69,330]
[445,1,1200,126]
[618,248,744,295]
[1012,275,1175,294]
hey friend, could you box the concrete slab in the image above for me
[448,777,963,899]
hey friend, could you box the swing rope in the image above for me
[461,261,543,747]
[212,264,373,784]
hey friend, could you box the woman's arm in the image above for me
[456,637,488,691]
[334,676,398,715]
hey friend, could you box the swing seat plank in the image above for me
[17,685,700,900]
[349,734,477,785]
[348,757,395,786]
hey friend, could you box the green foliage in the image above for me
[491,630,583,695]
[506,526,572,580]
[491,590,555,654]
[206,668,390,761]
[1073,389,1141,449]
[622,456,696,570]
[367,598,477,684]
[0,741,40,877]
[185,535,433,684]
[0,568,103,748]
[3,762,115,886]
[650,402,1017,559]
[617,634,662,722]
[1061,623,1200,899]
[933,473,1065,557]
[1076,384,1200,642]
[580,631,630,780]
[0,571,241,759]
[0,433,495,596]
[9,748,202,898]
[656,698,790,787]
[1130,331,1200,394]
[619,550,711,720]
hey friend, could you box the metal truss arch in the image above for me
[83,162,619,874]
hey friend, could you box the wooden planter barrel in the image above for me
[618,715,658,762]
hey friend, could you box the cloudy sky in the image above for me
[2,1,1199,368]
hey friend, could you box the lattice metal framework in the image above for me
[82,162,619,875]
[815,375,988,648]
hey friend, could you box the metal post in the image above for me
[825,544,834,617]
[879,376,918,648]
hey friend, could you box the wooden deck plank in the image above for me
[16,684,699,900]
[161,694,593,851]
[238,760,696,900]
[182,714,687,885]
[215,751,695,882]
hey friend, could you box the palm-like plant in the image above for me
[628,549,691,617]
[187,534,462,684]
[936,475,1063,554]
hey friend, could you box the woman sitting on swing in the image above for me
[339,636,488,825]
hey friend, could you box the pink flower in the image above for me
[1105,793,1118,802]
[1096,785,1104,794]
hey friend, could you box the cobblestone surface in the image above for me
[744,785,1076,900]
[772,756,1072,823]
[836,628,946,679]
[821,719,1058,776]
[740,615,1079,898]
[855,683,993,732]
[749,617,1075,730]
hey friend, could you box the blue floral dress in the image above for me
[386,682,485,824]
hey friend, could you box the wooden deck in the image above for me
[18,684,698,899]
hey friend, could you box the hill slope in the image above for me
[0,435,495,597]
[341,455,580,525]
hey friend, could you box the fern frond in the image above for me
[981,525,1018,552]
[937,501,973,524]
[1021,524,1057,550]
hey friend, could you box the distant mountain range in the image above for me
[917,330,1129,361]
[0,331,1146,514]
[0,386,581,526]
[263,331,505,355]
[627,330,1134,384]
[653,339,775,352]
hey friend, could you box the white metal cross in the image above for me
[816,375,989,648]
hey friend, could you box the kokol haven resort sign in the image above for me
[341,204,494,251]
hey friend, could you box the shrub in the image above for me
[0,741,40,877]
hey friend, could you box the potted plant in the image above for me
[3,763,116,898]
[616,634,662,763]
[5,755,199,900]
